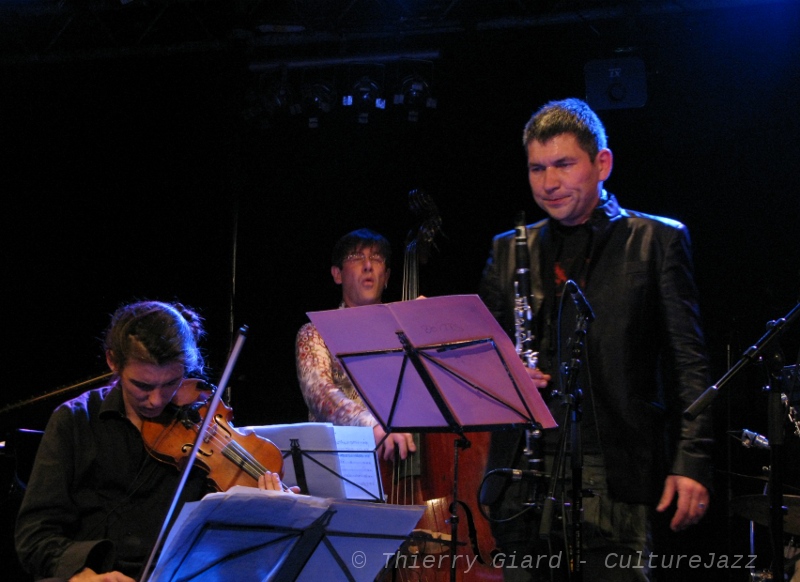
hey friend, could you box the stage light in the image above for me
[343,75,386,124]
[267,79,301,116]
[393,74,436,122]
[301,81,337,128]
[242,70,305,129]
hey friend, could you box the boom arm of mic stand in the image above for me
[684,302,800,420]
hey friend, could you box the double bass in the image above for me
[379,189,501,582]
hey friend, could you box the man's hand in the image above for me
[656,474,709,531]
[373,425,417,461]
[525,366,551,389]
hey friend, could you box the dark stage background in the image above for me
[1,2,799,580]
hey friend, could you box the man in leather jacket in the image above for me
[479,98,713,581]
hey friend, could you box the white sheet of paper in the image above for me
[332,425,383,500]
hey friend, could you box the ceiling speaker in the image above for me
[584,57,647,110]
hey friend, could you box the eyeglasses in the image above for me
[343,253,386,265]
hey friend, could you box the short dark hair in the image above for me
[522,97,608,161]
[331,228,392,269]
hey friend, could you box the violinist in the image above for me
[295,228,416,462]
[15,300,294,582]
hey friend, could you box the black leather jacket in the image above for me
[479,194,714,505]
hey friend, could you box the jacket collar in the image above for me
[587,190,620,225]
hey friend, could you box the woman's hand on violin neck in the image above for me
[69,567,136,582]
[258,470,300,494]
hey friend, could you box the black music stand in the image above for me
[308,294,556,582]
[148,486,424,582]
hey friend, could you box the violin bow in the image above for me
[139,325,249,582]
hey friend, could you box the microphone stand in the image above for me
[765,357,786,582]
[685,302,800,582]
[539,310,592,582]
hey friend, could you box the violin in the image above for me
[140,378,284,492]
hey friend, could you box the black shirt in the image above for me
[15,384,211,580]
[548,221,600,454]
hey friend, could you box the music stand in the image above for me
[307,294,556,581]
[307,295,556,434]
[148,486,424,582]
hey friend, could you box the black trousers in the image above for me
[487,454,652,582]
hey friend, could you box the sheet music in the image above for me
[332,425,383,501]
[240,423,383,501]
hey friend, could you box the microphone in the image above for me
[740,429,770,449]
[489,468,545,482]
[565,280,595,322]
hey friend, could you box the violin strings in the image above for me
[221,440,267,479]
[189,418,268,482]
